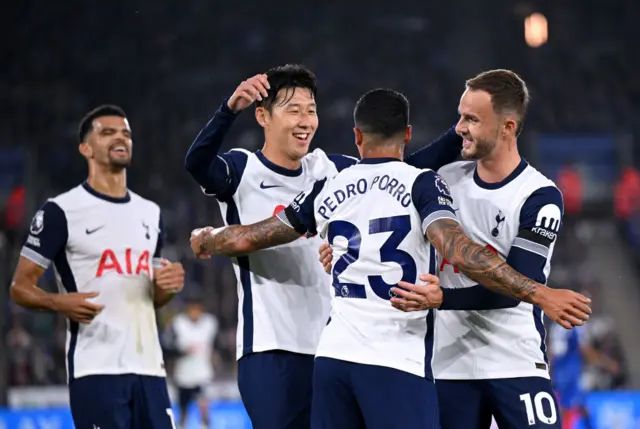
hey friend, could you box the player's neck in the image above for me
[87,169,128,199]
[361,143,403,160]
[476,142,521,183]
[260,143,302,171]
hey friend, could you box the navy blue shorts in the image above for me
[178,385,203,410]
[237,350,314,429]
[69,374,174,429]
[436,377,561,429]
[312,357,439,429]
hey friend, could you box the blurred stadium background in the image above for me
[1,0,640,427]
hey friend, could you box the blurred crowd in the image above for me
[1,0,638,397]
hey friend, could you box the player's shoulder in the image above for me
[202,313,219,329]
[436,160,475,182]
[128,190,162,214]
[304,148,358,177]
[521,162,559,191]
[47,183,90,210]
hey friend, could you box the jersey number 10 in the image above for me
[328,215,419,300]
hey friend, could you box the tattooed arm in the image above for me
[426,218,546,304]
[191,216,301,258]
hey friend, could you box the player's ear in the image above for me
[503,117,518,137]
[78,142,92,159]
[354,127,363,148]
[404,125,412,145]
[255,107,268,128]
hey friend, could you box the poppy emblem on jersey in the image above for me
[30,210,44,235]
[491,210,506,237]
[434,175,451,197]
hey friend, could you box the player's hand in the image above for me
[154,259,185,293]
[227,74,270,113]
[319,242,332,274]
[538,288,591,329]
[52,292,104,324]
[390,274,442,311]
[190,227,216,259]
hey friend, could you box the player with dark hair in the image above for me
[184,65,464,429]
[189,88,590,429]
[339,69,585,429]
[11,105,185,429]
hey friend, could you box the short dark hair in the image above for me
[78,105,127,143]
[256,64,317,111]
[465,69,530,135]
[353,89,410,138]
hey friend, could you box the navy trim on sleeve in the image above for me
[212,150,250,201]
[154,213,164,259]
[411,170,458,232]
[516,186,564,249]
[405,126,462,171]
[184,97,241,197]
[20,201,68,269]
[328,154,358,172]
[283,178,327,236]
[440,188,561,311]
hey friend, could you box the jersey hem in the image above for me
[434,368,550,380]
[236,343,318,360]
[315,351,426,378]
[71,368,167,381]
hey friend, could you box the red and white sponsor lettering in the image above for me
[96,248,151,277]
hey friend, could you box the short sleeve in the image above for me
[152,212,165,267]
[328,154,358,172]
[513,186,564,256]
[202,149,249,201]
[411,170,459,233]
[506,186,564,284]
[280,178,328,236]
[20,201,68,269]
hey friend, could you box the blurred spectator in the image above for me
[558,164,583,216]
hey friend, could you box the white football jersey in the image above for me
[434,159,564,380]
[209,148,354,359]
[171,313,218,388]
[20,182,166,382]
[279,158,458,378]
[187,101,462,360]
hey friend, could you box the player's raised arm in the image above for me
[184,74,269,199]
[190,178,327,258]
[11,202,104,324]
[404,126,462,171]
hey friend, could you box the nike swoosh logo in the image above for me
[86,226,104,235]
[260,181,283,190]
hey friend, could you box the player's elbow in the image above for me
[9,278,29,308]
[184,151,201,177]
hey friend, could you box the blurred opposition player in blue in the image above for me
[549,323,587,427]
[10,105,185,429]
[189,89,589,429]
[183,64,463,429]
[368,69,592,429]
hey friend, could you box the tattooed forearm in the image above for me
[201,216,302,257]
[426,218,544,304]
